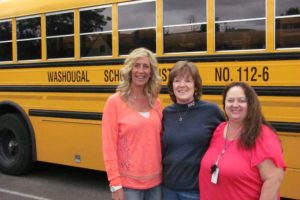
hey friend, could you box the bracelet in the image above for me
[110,185,122,192]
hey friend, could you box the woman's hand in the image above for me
[112,188,125,200]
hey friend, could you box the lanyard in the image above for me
[211,123,240,174]
[215,139,232,166]
[210,123,240,184]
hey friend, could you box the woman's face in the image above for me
[225,86,248,123]
[173,72,195,104]
[131,57,151,88]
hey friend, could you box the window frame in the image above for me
[0,19,13,62]
[214,0,267,52]
[275,0,300,50]
[118,0,156,56]
[162,0,208,54]
[79,5,113,58]
[46,10,75,60]
[16,15,41,61]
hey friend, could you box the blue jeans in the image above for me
[124,185,162,200]
[163,186,199,200]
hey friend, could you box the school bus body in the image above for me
[0,0,299,199]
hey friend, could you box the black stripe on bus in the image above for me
[28,109,300,133]
[158,52,300,63]
[0,52,299,69]
[0,85,299,96]
[0,85,115,93]
[201,86,300,96]
[29,109,102,120]
[270,121,300,133]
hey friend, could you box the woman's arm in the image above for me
[258,159,284,200]
[102,95,122,187]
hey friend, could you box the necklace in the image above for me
[177,101,195,122]
[178,109,189,122]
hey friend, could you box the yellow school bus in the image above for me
[0,0,299,198]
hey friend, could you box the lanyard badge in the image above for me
[211,164,219,184]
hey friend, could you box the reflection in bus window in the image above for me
[46,12,74,59]
[215,0,265,51]
[276,0,300,48]
[216,20,265,51]
[276,0,300,16]
[80,6,112,57]
[215,0,265,21]
[118,0,156,55]
[163,0,206,53]
[0,20,12,61]
[17,16,41,60]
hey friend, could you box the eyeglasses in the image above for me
[211,164,218,174]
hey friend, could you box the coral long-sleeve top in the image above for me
[102,93,162,189]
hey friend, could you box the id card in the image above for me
[211,166,219,184]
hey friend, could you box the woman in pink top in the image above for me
[199,82,286,200]
[102,48,162,200]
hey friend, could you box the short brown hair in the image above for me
[167,61,202,103]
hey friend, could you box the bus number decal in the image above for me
[215,66,269,82]
[215,67,230,81]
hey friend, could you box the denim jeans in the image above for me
[123,185,162,200]
[163,186,199,200]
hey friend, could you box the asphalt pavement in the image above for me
[0,162,111,200]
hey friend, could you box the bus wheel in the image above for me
[0,114,34,175]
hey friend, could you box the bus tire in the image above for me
[0,114,34,175]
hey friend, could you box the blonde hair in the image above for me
[117,48,161,106]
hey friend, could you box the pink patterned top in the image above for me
[102,92,162,189]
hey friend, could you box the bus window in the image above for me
[46,11,74,59]
[215,0,265,51]
[118,0,156,55]
[163,0,207,53]
[276,0,300,49]
[80,6,112,57]
[0,20,12,62]
[17,16,41,60]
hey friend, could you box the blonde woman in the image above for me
[102,48,162,200]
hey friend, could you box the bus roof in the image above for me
[0,0,125,20]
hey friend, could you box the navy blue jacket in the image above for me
[162,100,224,191]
